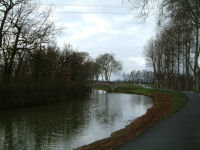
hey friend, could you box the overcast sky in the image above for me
[40,0,156,79]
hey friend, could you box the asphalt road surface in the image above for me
[116,91,200,150]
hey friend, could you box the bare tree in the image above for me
[127,0,200,90]
[96,53,122,81]
[0,0,57,83]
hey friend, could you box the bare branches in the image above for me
[96,53,122,81]
[0,0,59,83]
[126,0,200,89]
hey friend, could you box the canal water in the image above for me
[0,90,153,150]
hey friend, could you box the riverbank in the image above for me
[0,82,90,109]
[75,84,187,150]
[194,90,200,94]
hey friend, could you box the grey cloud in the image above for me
[42,0,156,74]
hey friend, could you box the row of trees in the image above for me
[0,0,96,85]
[0,0,100,107]
[122,70,154,84]
[0,0,56,83]
[128,0,200,90]
[0,0,123,85]
[0,0,124,108]
[17,44,95,84]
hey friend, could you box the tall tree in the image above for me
[128,0,200,90]
[0,0,57,83]
[96,53,122,81]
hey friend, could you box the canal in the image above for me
[0,90,153,150]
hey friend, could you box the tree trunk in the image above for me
[194,25,199,90]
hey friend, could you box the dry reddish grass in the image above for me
[75,93,171,150]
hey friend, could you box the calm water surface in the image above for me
[0,90,153,150]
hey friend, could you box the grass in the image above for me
[92,86,109,91]
[75,84,188,150]
[115,84,151,95]
[115,84,187,118]
[194,90,200,94]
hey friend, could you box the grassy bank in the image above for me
[194,90,200,94]
[75,84,187,150]
[0,82,90,109]
[116,85,187,117]
[92,86,109,91]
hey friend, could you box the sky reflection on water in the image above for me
[0,90,153,150]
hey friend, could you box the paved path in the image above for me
[116,92,200,150]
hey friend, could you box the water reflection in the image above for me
[0,90,153,150]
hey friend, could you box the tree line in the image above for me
[0,0,123,85]
[0,0,56,84]
[122,70,154,84]
[0,0,97,86]
[128,0,200,90]
[0,0,123,108]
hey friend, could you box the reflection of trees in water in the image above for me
[92,92,121,127]
[4,123,14,150]
[130,95,153,110]
[0,91,153,150]
[137,95,153,109]
[0,98,89,150]
[89,91,153,130]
